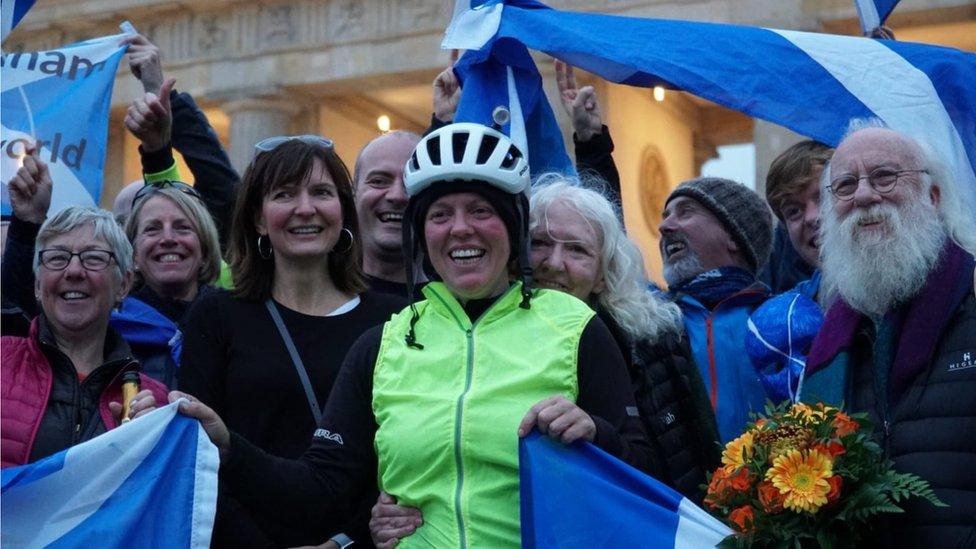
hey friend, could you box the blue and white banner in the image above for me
[1,0,36,42]
[520,432,731,547]
[445,0,976,218]
[1,28,130,216]
[445,2,574,178]
[1,401,218,548]
[854,0,901,35]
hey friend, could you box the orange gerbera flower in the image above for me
[832,412,859,437]
[758,481,786,513]
[728,505,755,534]
[765,448,833,514]
[722,431,755,472]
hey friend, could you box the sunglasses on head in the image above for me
[254,135,335,154]
[132,180,203,208]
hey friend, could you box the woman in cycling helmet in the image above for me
[172,123,652,547]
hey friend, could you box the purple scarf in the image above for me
[806,240,974,400]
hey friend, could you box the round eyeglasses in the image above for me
[827,168,928,201]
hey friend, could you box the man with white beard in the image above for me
[659,177,774,443]
[803,125,976,547]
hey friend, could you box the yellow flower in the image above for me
[788,403,826,424]
[722,431,755,472]
[765,449,833,514]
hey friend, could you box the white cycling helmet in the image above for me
[404,122,530,197]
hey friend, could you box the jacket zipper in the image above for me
[452,327,474,549]
[430,284,518,548]
[699,289,765,413]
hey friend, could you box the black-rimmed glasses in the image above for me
[132,180,203,208]
[254,135,335,153]
[38,249,116,271]
[827,168,928,201]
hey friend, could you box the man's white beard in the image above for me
[821,198,946,318]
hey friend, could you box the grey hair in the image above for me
[823,118,976,254]
[34,206,134,279]
[530,173,683,343]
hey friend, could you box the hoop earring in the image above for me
[257,234,274,260]
[334,227,354,254]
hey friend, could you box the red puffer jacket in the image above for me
[1,319,169,468]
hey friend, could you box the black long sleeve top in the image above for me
[217,297,652,537]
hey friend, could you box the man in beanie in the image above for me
[659,176,773,442]
[802,124,976,547]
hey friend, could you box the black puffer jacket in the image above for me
[850,291,976,548]
[601,311,721,502]
[805,242,976,547]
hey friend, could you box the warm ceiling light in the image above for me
[653,86,666,102]
[377,115,391,132]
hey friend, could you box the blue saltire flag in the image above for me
[1,401,218,547]
[444,2,575,178]
[0,0,36,42]
[520,431,731,547]
[854,0,901,35]
[1,25,133,216]
[445,0,976,219]
[111,296,184,368]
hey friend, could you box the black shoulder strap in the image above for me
[265,300,322,426]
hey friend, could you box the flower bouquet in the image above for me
[704,402,945,548]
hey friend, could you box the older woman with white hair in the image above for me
[528,174,720,499]
[1,205,167,467]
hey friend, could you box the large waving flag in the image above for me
[520,432,731,547]
[444,2,574,177]
[1,401,218,548]
[854,0,901,35]
[445,0,976,218]
[0,0,36,42]
[1,27,131,216]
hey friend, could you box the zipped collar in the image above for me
[422,282,524,329]
[36,313,138,379]
[672,281,769,313]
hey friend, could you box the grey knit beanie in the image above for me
[665,176,773,273]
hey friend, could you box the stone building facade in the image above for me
[6,0,973,281]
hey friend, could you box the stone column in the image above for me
[753,119,805,197]
[223,98,302,173]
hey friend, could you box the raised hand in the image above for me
[554,60,603,142]
[121,33,165,95]
[124,77,176,153]
[433,50,462,123]
[7,144,53,224]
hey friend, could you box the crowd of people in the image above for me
[1,32,974,549]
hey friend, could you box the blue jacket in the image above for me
[109,297,182,388]
[674,284,769,442]
[791,269,822,303]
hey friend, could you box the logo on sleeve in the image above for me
[947,351,975,372]
[313,428,344,445]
